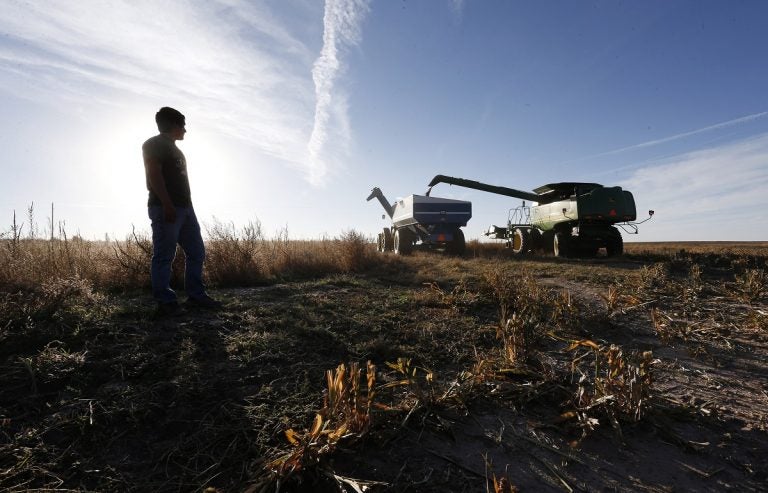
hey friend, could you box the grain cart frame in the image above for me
[366,187,472,255]
[426,175,653,257]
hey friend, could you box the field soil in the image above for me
[2,243,768,492]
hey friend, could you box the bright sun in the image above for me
[88,116,233,213]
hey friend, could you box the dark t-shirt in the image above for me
[142,135,192,207]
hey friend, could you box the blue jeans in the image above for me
[148,206,207,304]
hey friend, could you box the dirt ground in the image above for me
[1,245,767,492]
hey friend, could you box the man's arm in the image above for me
[144,156,177,223]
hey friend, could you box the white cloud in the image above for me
[308,0,370,186]
[0,0,366,183]
[620,133,768,240]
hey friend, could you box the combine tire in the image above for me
[606,235,624,257]
[511,228,530,255]
[446,229,466,255]
[393,228,413,255]
[553,232,570,258]
[529,228,542,251]
[581,245,599,257]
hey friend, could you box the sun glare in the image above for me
[82,115,237,231]
[176,129,236,214]
[80,114,147,210]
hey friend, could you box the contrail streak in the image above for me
[571,110,768,163]
[307,0,369,186]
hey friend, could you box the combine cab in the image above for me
[426,175,652,257]
[366,187,471,255]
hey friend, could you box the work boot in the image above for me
[186,295,223,310]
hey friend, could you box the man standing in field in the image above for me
[143,106,221,315]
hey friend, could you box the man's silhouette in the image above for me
[143,107,221,314]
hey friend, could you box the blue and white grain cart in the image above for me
[366,187,472,255]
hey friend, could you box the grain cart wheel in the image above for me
[393,228,413,255]
[382,228,394,252]
[511,228,530,255]
[606,235,624,257]
[553,232,570,258]
[447,228,466,255]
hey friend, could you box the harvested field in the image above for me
[1,239,767,492]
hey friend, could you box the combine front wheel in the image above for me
[512,228,529,255]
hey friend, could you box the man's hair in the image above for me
[155,107,186,132]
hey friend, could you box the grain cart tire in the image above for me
[393,228,413,255]
[553,232,570,258]
[376,233,385,252]
[383,228,394,252]
[447,228,466,255]
[511,228,530,255]
[606,235,624,257]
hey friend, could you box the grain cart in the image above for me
[366,187,472,255]
[426,175,653,257]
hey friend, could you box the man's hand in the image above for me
[163,202,177,223]
[145,155,177,222]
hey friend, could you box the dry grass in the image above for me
[3,210,768,491]
[1,214,382,292]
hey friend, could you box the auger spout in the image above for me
[366,187,395,218]
[427,174,540,203]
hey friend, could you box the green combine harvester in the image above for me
[426,175,653,257]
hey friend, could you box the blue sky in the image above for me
[1,0,766,242]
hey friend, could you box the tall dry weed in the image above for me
[568,341,654,440]
[735,268,766,302]
[337,229,376,273]
[260,361,376,488]
[112,227,154,288]
[204,219,267,285]
[1,237,117,290]
[636,263,668,293]
[3,210,381,293]
[482,268,556,365]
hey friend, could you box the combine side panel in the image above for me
[531,199,577,231]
